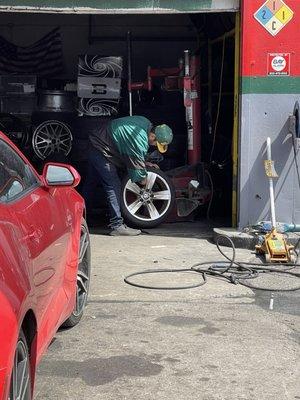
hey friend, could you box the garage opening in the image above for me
[0,11,238,227]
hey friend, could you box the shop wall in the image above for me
[0,13,196,80]
[239,0,300,227]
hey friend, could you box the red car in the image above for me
[0,132,91,400]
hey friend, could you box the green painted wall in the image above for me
[0,0,156,8]
[0,0,211,10]
[0,0,240,12]
[242,77,300,94]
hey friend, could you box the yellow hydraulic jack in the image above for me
[255,137,295,263]
[255,228,295,263]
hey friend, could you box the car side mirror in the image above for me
[42,163,81,188]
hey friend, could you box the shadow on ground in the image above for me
[88,218,229,240]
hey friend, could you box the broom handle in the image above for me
[267,137,277,228]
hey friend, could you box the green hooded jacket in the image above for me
[89,115,152,182]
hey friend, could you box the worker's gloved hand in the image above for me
[138,178,147,187]
[145,161,160,169]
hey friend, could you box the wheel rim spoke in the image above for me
[58,143,68,152]
[18,358,29,400]
[79,231,88,263]
[76,287,80,315]
[78,271,89,293]
[36,136,49,143]
[152,190,171,200]
[60,137,71,145]
[49,124,56,136]
[57,125,63,136]
[128,199,143,215]
[20,376,29,400]
[36,143,49,149]
[45,125,51,137]
[75,273,88,315]
[145,202,160,219]
[146,172,157,191]
[13,352,18,397]
[10,341,30,400]
[126,181,141,195]
[74,226,90,316]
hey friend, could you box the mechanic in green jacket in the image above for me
[82,115,173,236]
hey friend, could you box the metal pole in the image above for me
[184,50,194,165]
[208,39,212,124]
[266,137,277,228]
[189,55,201,165]
[232,12,240,227]
[127,31,133,116]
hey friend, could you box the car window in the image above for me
[0,139,38,202]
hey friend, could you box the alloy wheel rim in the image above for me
[32,120,73,160]
[123,172,172,222]
[9,340,30,400]
[74,225,90,317]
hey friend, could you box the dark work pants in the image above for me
[82,146,123,228]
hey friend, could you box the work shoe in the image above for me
[109,224,141,236]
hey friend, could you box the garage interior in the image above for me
[0,10,238,228]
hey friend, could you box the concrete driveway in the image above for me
[35,222,300,400]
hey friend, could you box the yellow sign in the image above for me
[264,160,278,178]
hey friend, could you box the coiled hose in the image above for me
[124,235,300,292]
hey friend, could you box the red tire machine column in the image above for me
[184,50,201,165]
[168,50,209,219]
[129,51,211,220]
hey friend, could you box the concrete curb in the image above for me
[213,227,300,250]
